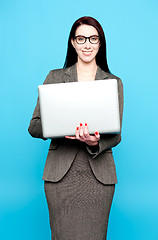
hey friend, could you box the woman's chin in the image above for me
[79,56,96,64]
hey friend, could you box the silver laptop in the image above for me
[38,79,120,138]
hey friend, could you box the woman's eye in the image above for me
[91,37,97,41]
[78,37,84,41]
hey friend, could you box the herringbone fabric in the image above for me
[44,146,115,240]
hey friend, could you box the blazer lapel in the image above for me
[63,64,78,83]
[95,65,109,80]
[64,63,109,83]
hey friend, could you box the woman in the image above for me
[28,16,123,240]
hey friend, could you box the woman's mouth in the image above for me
[82,51,92,56]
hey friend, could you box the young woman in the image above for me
[28,16,123,240]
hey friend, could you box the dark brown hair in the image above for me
[63,16,110,73]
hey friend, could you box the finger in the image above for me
[84,122,90,138]
[94,131,100,140]
[76,126,80,139]
[79,123,84,138]
[65,136,76,139]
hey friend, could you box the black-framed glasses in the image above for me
[74,35,100,44]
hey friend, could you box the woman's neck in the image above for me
[76,60,97,82]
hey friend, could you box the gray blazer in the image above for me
[28,64,123,184]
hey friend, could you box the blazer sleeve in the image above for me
[86,78,124,159]
[28,71,53,140]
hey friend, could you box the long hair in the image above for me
[63,16,110,73]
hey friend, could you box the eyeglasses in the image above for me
[74,35,100,44]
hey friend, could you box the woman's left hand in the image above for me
[65,123,100,146]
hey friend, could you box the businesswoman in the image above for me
[28,16,123,240]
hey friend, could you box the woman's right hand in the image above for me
[65,122,100,146]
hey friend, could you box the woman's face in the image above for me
[71,24,100,64]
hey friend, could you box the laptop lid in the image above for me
[38,79,120,138]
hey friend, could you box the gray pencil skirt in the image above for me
[44,147,115,240]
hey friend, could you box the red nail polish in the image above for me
[76,127,79,130]
[80,123,82,127]
[95,131,98,135]
[85,123,87,126]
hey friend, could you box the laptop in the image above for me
[38,79,120,138]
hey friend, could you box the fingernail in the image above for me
[85,123,87,126]
[95,131,98,135]
[80,123,82,127]
[76,127,79,130]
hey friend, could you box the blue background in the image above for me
[0,0,158,239]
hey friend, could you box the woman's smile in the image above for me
[82,50,93,56]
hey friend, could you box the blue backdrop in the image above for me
[0,0,158,239]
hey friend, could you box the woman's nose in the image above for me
[84,39,91,48]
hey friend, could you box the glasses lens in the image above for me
[90,36,99,44]
[76,36,85,44]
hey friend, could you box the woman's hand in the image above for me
[65,123,100,146]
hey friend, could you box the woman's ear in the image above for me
[71,38,75,48]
